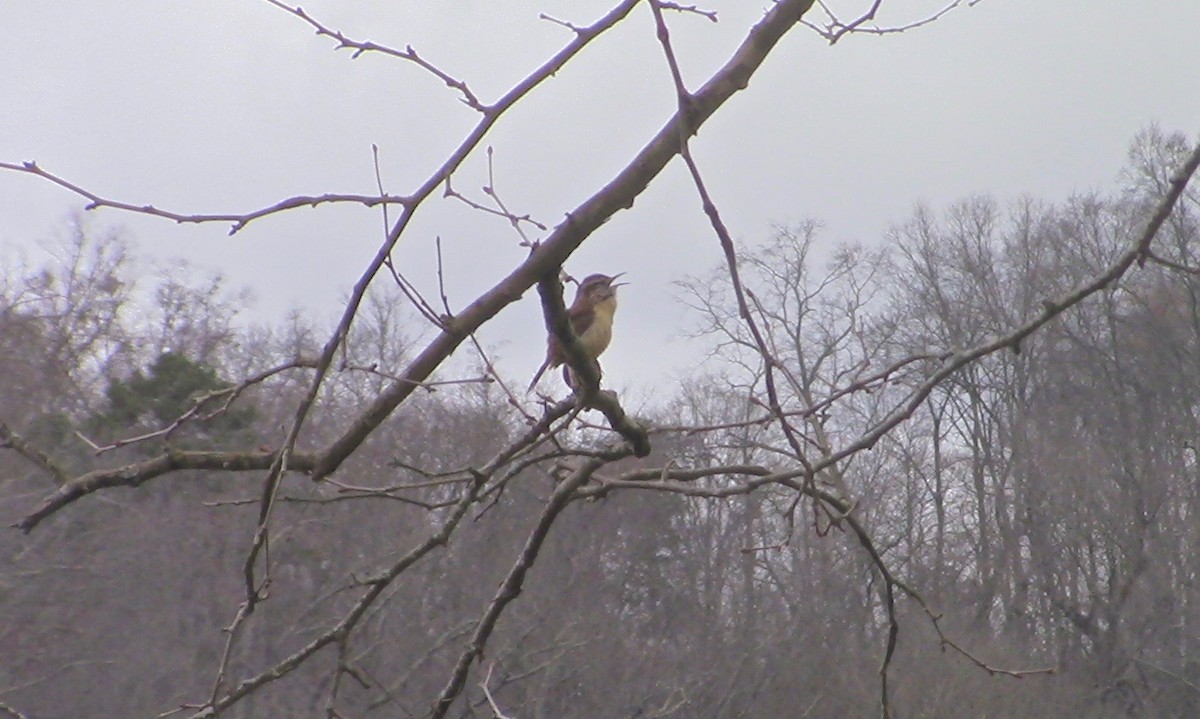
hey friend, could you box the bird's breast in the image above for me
[580,299,617,357]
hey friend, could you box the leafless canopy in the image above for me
[2,3,1199,719]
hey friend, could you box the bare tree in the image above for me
[2,3,1199,719]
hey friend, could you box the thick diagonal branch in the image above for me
[312,0,820,481]
[14,0,817,531]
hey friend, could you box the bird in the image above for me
[528,272,626,392]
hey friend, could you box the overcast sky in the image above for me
[1,1,1197,400]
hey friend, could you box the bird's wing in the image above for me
[569,306,596,336]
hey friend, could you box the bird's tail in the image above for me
[526,359,552,393]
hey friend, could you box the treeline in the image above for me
[2,126,1198,718]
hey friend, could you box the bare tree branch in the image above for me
[309,0,821,482]
[0,417,71,484]
[430,455,611,719]
[803,0,981,44]
[262,0,486,111]
[0,702,30,719]
[0,161,409,235]
[238,0,644,623]
[8,0,815,526]
[658,2,718,22]
[78,358,319,455]
[647,0,819,490]
[444,147,549,246]
[479,664,515,719]
[16,448,316,533]
[186,472,488,718]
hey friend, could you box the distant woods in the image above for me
[1,126,1198,717]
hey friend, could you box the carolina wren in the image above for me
[528,272,626,392]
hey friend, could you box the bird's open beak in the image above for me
[610,272,628,288]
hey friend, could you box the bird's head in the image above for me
[576,272,626,306]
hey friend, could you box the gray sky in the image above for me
[1,1,1197,399]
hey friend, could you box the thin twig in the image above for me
[1135,657,1200,697]
[78,358,318,455]
[538,13,584,34]
[0,702,31,719]
[376,144,444,328]
[0,161,408,235]
[0,417,72,483]
[479,664,514,719]
[339,362,490,390]
[658,2,718,22]
[647,0,817,482]
[444,161,547,247]
[262,0,486,111]
[802,0,977,45]
[209,600,254,705]
[1144,249,1200,275]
